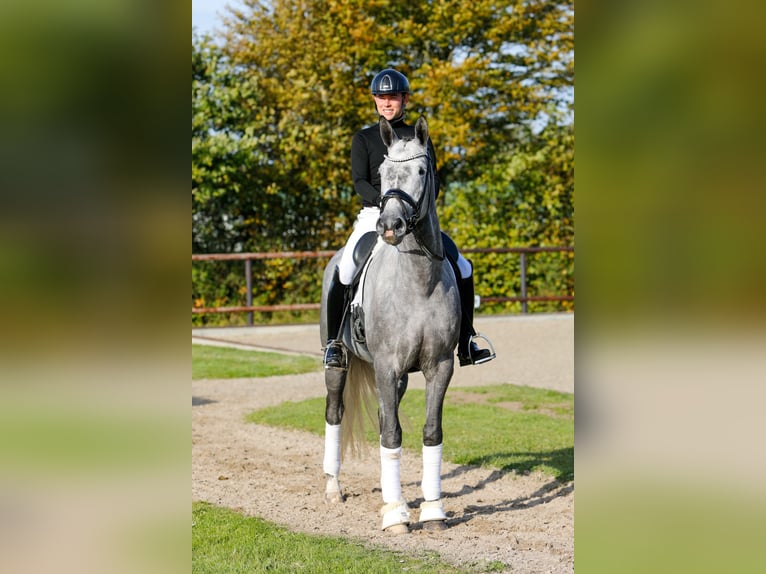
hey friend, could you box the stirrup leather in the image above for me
[465,333,496,365]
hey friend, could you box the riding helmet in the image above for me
[370,69,410,95]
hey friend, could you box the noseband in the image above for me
[379,151,430,235]
[379,151,443,260]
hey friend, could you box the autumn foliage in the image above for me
[193,0,573,324]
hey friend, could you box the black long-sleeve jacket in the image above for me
[350,117,440,208]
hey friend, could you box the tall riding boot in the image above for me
[457,265,496,367]
[324,267,348,370]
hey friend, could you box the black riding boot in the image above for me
[457,267,496,367]
[324,267,348,370]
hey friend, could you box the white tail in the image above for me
[340,357,378,459]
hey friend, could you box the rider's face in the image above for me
[373,93,408,121]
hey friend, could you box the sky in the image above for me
[192,0,233,35]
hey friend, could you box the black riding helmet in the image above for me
[370,69,410,95]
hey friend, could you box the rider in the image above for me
[323,68,495,369]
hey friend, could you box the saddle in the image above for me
[347,232,378,348]
[344,231,461,347]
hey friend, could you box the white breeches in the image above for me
[339,206,472,285]
[339,207,380,285]
[456,251,472,278]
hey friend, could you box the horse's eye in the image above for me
[419,167,425,175]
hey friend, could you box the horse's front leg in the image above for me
[419,356,455,530]
[376,367,410,533]
[323,367,346,503]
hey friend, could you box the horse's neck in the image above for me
[414,208,444,262]
[391,231,443,287]
[414,171,444,260]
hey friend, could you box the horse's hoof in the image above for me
[324,476,344,504]
[384,523,410,535]
[419,499,447,523]
[380,499,411,532]
[423,520,448,531]
[325,491,344,504]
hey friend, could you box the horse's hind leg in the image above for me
[324,367,346,503]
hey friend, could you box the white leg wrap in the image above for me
[323,423,341,477]
[421,443,443,502]
[419,499,447,522]
[380,499,411,530]
[379,445,403,504]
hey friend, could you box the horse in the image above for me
[319,115,461,533]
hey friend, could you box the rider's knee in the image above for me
[338,261,356,285]
[456,253,472,279]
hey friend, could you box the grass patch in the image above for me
[192,501,475,573]
[576,481,766,574]
[248,384,573,481]
[0,407,184,475]
[192,344,321,379]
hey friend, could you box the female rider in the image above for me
[324,68,495,369]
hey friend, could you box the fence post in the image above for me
[245,259,253,326]
[520,252,528,314]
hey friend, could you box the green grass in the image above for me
[0,407,185,475]
[248,384,573,481]
[192,344,321,379]
[576,481,766,574]
[192,501,488,573]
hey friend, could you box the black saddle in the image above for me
[350,231,378,287]
[441,232,459,265]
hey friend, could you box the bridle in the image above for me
[379,151,443,260]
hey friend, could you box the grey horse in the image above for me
[320,116,460,533]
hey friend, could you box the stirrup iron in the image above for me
[468,333,496,365]
[323,342,348,371]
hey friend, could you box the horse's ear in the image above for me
[380,117,396,148]
[415,115,428,146]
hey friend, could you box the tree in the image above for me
[441,119,574,312]
[192,1,574,323]
[222,0,573,192]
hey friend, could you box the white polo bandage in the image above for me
[421,443,443,502]
[323,423,341,477]
[379,444,403,504]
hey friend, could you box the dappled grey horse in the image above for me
[320,116,460,533]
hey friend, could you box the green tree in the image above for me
[192,1,574,324]
[222,0,573,192]
[442,119,574,312]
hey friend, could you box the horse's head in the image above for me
[377,115,431,246]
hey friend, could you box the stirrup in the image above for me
[459,333,496,366]
[323,342,347,371]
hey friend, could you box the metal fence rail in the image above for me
[192,246,573,322]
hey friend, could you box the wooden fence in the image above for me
[192,246,573,324]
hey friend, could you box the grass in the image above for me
[576,480,766,574]
[0,407,184,475]
[192,344,321,379]
[248,384,573,481]
[192,501,492,574]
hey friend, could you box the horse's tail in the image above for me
[341,357,377,460]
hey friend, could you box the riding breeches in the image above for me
[338,206,380,285]
[338,206,473,285]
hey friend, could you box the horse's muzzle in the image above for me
[376,214,406,245]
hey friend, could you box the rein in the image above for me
[379,152,443,261]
